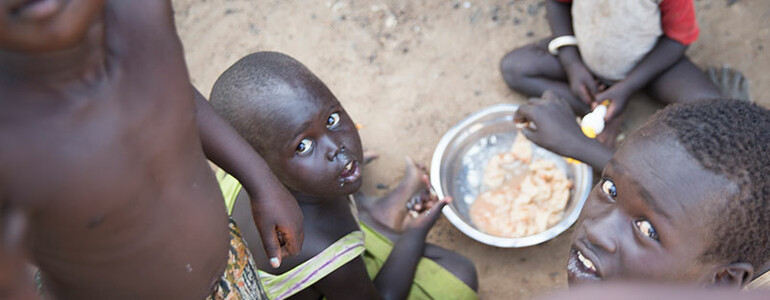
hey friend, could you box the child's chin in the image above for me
[338,178,363,195]
[567,273,603,286]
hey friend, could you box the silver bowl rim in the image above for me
[430,103,593,248]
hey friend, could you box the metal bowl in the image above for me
[430,104,593,248]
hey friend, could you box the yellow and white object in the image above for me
[580,100,610,139]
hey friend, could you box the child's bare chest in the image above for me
[301,199,361,251]
[0,79,198,207]
[0,81,229,297]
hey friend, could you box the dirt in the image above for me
[172,0,770,298]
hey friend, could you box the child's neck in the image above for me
[0,20,108,89]
[291,190,348,206]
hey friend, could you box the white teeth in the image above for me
[577,251,596,272]
[344,162,353,172]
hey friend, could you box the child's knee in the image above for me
[425,245,479,291]
[500,50,526,84]
[500,46,541,88]
[452,252,479,291]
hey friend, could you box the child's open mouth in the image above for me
[567,248,601,282]
[339,160,360,183]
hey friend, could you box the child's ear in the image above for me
[705,262,754,288]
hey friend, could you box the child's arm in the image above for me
[372,197,449,299]
[596,37,687,121]
[515,91,614,172]
[0,210,40,299]
[546,0,599,106]
[192,87,303,268]
[312,198,450,300]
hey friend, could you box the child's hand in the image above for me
[249,181,304,269]
[594,84,631,122]
[405,171,436,216]
[565,61,599,107]
[403,196,451,233]
[514,90,590,158]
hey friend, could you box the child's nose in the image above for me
[583,210,620,254]
[321,136,344,161]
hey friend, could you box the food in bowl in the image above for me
[469,133,573,238]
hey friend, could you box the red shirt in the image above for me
[556,0,699,45]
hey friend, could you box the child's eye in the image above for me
[296,139,313,155]
[634,219,659,241]
[326,112,340,128]
[601,178,617,198]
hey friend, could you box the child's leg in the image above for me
[500,38,588,113]
[645,57,722,104]
[424,244,479,291]
[359,216,479,291]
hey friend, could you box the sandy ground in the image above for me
[173,1,770,298]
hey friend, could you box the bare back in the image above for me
[0,1,229,298]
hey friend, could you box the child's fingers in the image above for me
[421,174,430,185]
[258,226,285,268]
[520,126,537,143]
[514,104,535,125]
[605,102,621,122]
[405,156,415,167]
[362,150,379,165]
[422,199,435,211]
[278,227,302,257]
[579,84,593,105]
[598,83,608,92]
[421,197,450,222]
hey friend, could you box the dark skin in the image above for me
[516,95,758,287]
[0,1,302,298]
[227,73,475,299]
[516,93,770,282]
[515,91,614,172]
[568,127,751,286]
[540,283,770,300]
[501,0,720,141]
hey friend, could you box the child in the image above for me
[500,0,747,143]
[0,1,303,298]
[515,91,770,287]
[209,51,478,299]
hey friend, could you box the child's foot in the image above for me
[707,66,751,101]
[364,157,430,232]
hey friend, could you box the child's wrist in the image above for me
[403,226,430,239]
[564,135,596,160]
[558,47,582,68]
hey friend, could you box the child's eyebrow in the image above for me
[608,160,672,221]
[292,121,313,139]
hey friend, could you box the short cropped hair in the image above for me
[209,51,326,153]
[647,99,770,268]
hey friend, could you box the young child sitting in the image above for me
[0,1,303,298]
[515,91,770,288]
[501,0,748,143]
[209,51,478,299]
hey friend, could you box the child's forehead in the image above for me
[609,129,737,222]
[260,91,340,135]
[269,88,339,118]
